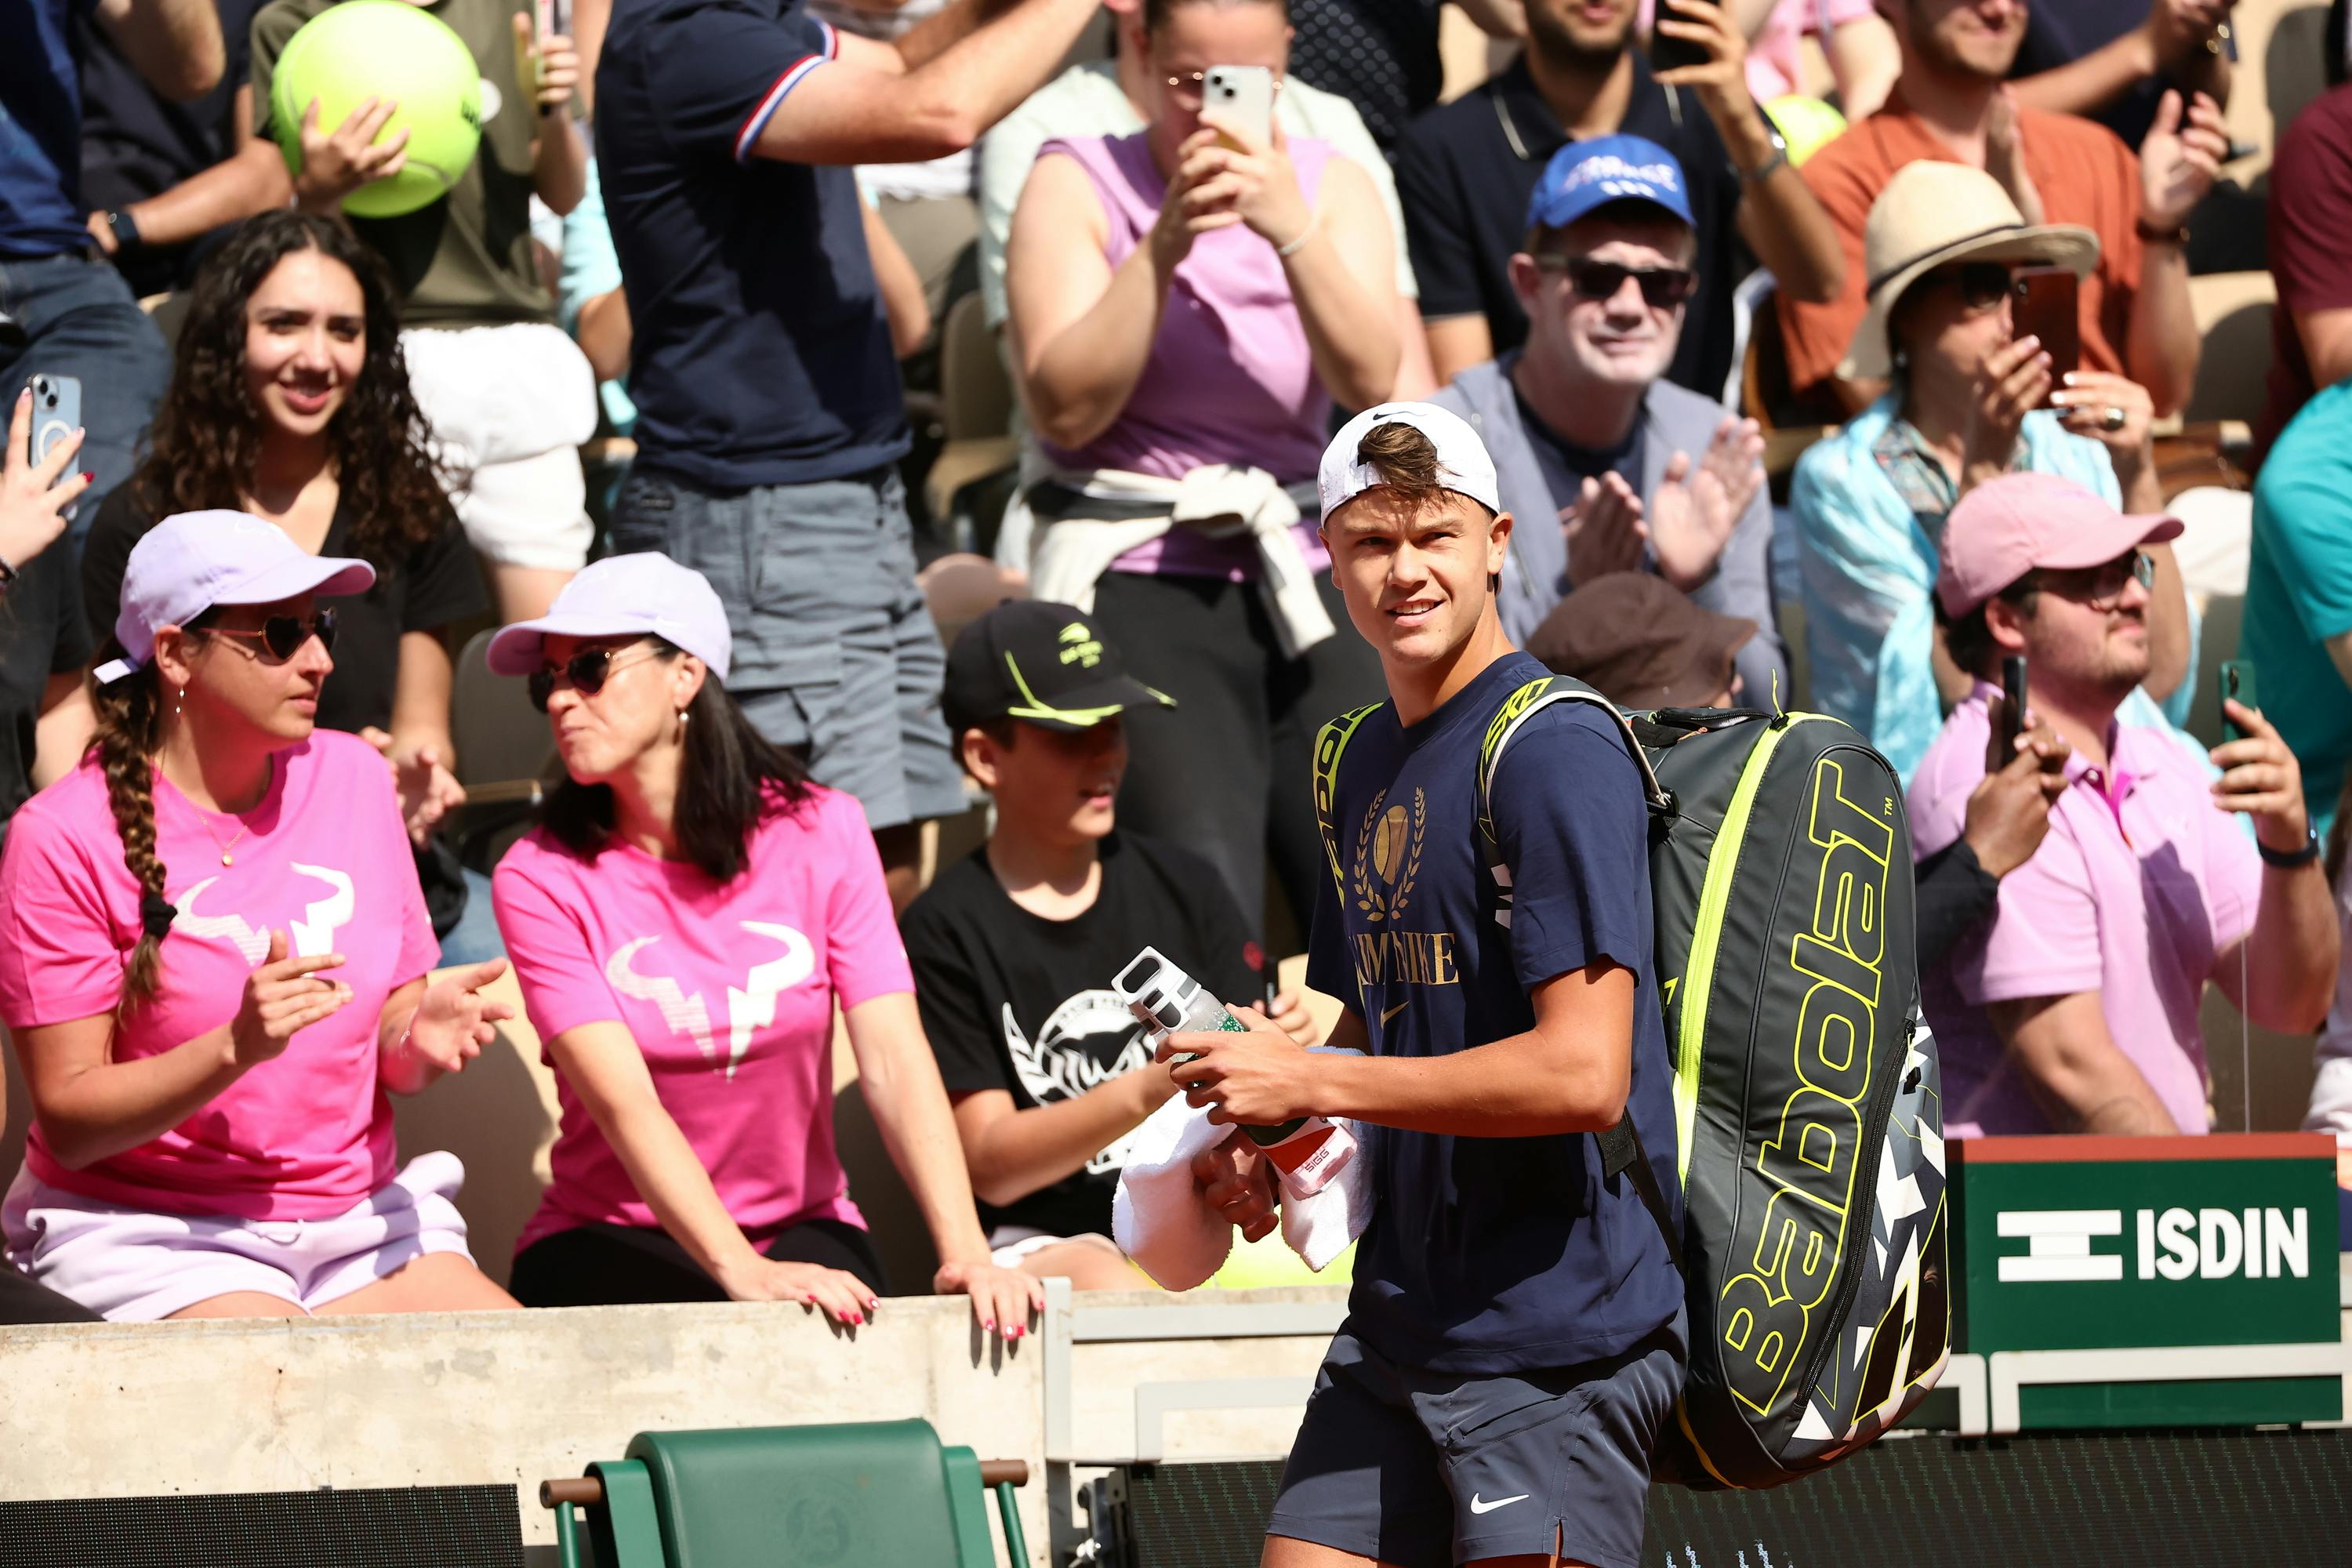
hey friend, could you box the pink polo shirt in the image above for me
[493,784,915,1253]
[1907,684,2259,1137]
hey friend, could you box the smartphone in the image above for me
[1203,65,1275,151]
[539,0,570,36]
[26,373,79,470]
[2009,266,2080,394]
[1646,0,1712,74]
[2222,659,2259,745]
[1999,654,2027,760]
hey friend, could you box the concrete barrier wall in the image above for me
[0,1296,1050,1561]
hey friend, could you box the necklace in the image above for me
[194,808,252,868]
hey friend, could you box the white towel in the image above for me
[1112,1051,1374,1290]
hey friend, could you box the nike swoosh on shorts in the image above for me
[1468,1494,1529,1515]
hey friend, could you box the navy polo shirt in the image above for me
[2,0,99,260]
[593,0,909,492]
[1392,50,1745,401]
[1305,652,1682,1374]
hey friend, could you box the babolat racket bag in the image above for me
[1469,679,1950,1490]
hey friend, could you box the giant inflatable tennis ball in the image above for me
[270,0,484,220]
[1763,94,1849,169]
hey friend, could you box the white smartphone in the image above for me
[1203,65,1275,151]
[539,0,571,36]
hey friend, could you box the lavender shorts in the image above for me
[1,1150,475,1322]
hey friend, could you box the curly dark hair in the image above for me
[124,210,452,571]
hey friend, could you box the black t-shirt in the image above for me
[1305,651,1680,1374]
[74,0,263,296]
[1516,381,1647,500]
[82,488,486,735]
[902,833,1262,1241]
[593,0,909,491]
[1392,51,1744,399]
[1287,0,1443,151]
[0,536,93,829]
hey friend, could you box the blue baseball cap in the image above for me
[1525,135,1696,235]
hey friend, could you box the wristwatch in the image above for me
[2134,216,2190,247]
[2257,826,2321,869]
[1739,125,1790,186]
[103,209,142,252]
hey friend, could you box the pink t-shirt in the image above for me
[0,732,437,1219]
[494,785,915,1252]
[1638,0,1874,101]
[1908,684,2260,1137]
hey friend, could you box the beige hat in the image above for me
[1839,161,2100,383]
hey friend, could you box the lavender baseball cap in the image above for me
[486,553,733,681]
[96,510,376,685]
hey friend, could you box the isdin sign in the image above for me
[1955,1133,2341,1429]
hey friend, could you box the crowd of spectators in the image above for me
[2,0,2352,1331]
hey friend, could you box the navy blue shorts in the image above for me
[1265,1312,1684,1568]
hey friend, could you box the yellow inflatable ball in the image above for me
[270,0,484,219]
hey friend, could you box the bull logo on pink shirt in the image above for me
[604,924,816,1079]
[171,865,355,964]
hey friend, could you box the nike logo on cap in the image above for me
[1468,1494,1528,1515]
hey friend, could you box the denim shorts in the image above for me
[1265,1315,1685,1568]
[610,465,966,830]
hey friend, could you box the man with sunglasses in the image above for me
[1910,472,2339,1138]
[1431,136,1788,705]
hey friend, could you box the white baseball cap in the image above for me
[1318,402,1502,523]
[486,553,733,681]
[96,510,376,685]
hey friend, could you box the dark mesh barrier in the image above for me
[1111,1428,2352,1568]
[0,1483,523,1567]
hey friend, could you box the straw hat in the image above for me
[1839,161,2100,383]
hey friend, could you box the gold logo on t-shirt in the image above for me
[1352,787,1425,922]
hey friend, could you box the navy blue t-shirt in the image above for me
[1,0,98,260]
[593,0,909,491]
[1305,651,1682,1375]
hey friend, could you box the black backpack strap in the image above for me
[1596,1114,1684,1272]
[1476,676,1685,1272]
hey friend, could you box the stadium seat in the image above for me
[923,293,1020,535]
[539,1418,1029,1568]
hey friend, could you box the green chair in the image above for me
[539,1417,1030,1568]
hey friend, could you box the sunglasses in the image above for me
[1918,260,2016,314]
[528,642,663,713]
[1534,255,1698,310]
[2014,550,2157,612]
[206,609,338,663]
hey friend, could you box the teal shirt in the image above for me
[2247,379,2352,840]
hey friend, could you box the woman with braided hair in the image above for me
[0,511,515,1319]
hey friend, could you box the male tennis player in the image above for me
[1163,402,1684,1568]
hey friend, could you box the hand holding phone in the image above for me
[2000,653,2029,757]
[2,380,91,568]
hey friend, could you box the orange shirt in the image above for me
[1778,96,2145,407]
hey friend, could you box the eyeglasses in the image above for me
[1161,71,1284,111]
[1532,255,1698,310]
[1917,260,2016,314]
[527,642,663,713]
[206,609,338,663]
[2018,550,2157,612]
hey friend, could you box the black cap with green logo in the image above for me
[941,600,1178,735]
